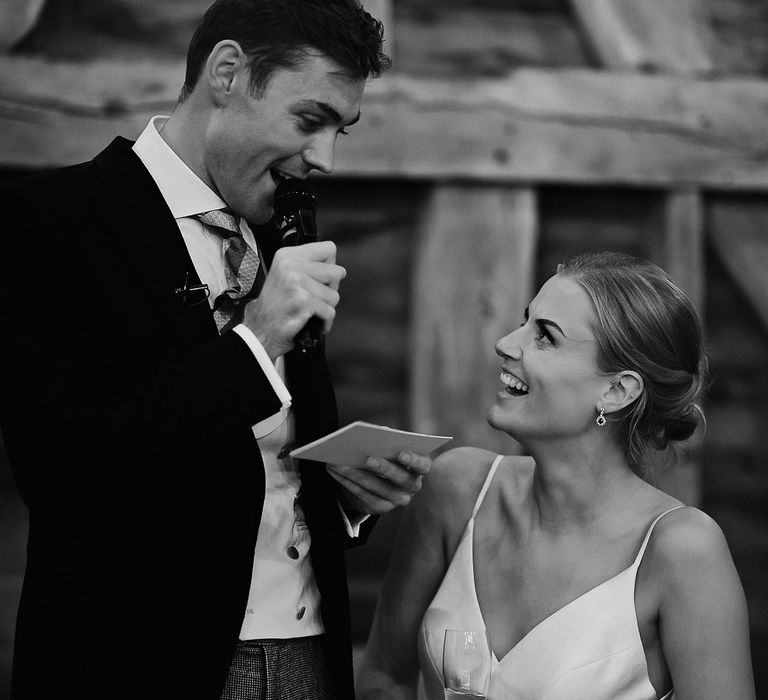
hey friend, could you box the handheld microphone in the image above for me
[273,179,324,358]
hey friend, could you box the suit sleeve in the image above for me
[0,170,280,511]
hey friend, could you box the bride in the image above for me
[357,252,754,700]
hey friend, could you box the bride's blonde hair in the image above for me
[559,252,707,477]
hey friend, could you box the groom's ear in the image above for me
[205,40,247,105]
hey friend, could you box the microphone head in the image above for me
[274,179,316,221]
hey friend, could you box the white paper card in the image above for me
[289,421,453,466]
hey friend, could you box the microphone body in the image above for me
[273,180,324,358]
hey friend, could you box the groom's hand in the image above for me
[327,451,433,515]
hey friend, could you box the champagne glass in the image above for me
[442,629,492,699]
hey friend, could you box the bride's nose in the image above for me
[495,328,522,360]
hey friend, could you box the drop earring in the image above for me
[596,407,606,427]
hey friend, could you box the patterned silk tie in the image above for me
[196,209,266,333]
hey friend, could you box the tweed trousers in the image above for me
[219,636,335,700]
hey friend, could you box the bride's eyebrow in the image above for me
[523,306,566,337]
[539,319,566,337]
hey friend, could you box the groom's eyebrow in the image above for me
[298,100,361,127]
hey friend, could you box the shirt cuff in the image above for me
[233,324,291,408]
[337,501,371,538]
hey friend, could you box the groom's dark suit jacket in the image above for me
[0,137,367,699]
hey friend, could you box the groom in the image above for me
[0,1,431,698]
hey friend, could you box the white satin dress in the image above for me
[417,455,677,700]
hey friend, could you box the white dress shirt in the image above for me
[133,116,324,639]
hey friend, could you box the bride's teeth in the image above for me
[500,370,528,393]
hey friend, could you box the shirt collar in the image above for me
[132,115,226,219]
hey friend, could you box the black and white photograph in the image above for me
[0,1,766,698]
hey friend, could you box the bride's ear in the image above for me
[600,371,643,415]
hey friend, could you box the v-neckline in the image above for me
[468,518,637,665]
[468,503,684,666]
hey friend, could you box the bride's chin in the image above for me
[489,403,530,436]
[487,407,516,432]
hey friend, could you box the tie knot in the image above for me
[196,208,241,237]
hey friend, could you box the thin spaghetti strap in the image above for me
[632,505,686,568]
[470,455,504,520]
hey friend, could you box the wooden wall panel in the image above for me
[702,238,768,696]
[0,0,46,50]
[394,5,587,77]
[569,0,714,75]
[708,198,768,333]
[706,0,768,77]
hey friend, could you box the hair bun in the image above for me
[651,403,703,450]
[559,252,707,476]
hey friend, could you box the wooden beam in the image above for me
[3,57,768,189]
[708,199,768,334]
[409,185,538,456]
[336,70,768,188]
[0,0,46,50]
[569,0,714,75]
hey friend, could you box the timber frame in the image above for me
[2,57,768,189]
[2,0,768,504]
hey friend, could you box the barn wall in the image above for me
[2,0,768,696]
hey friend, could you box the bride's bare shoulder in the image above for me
[424,448,532,503]
[413,449,534,551]
[431,445,495,482]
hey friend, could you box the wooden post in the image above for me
[568,0,713,75]
[661,189,705,315]
[409,185,538,456]
[649,189,706,505]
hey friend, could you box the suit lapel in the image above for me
[93,137,218,349]
[92,138,340,438]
